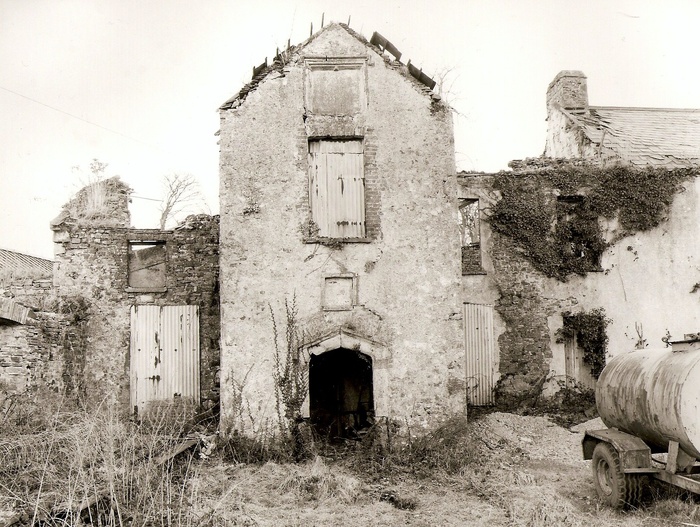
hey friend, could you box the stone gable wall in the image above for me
[219,25,462,434]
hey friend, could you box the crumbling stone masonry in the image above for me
[218,23,463,435]
[459,157,700,405]
[50,178,220,410]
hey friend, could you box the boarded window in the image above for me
[309,140,365,239]
[459,199,484,274]
[306,62,365,115]
[128,242,166,289]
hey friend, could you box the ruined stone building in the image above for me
[218,23,464,436]
[459,71,700,405]
[4,38,699,433]
[0,248,53,390]
[1,176,221,414]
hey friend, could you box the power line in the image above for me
[0,84,162,151]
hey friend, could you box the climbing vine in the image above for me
[487,163,695,281]
[41,295,91,400]
[269,295,308,437]
[556,308,611,379]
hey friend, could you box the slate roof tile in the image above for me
[580,106,700,167]
[0,248,52,277]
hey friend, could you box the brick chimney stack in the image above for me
[547,70,589,115]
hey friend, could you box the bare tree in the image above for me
[433,66,463,112]
[158,173,203,229]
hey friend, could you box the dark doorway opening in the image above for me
[309,348,374,439]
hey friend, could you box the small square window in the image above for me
[128,242,166,291]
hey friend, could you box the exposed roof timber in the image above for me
[370,31,402,61]
[220,23,440,111]
[407,60,436,90]
[252,58,267,79]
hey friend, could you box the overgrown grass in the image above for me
[7,389,700,527]
[0,390,202,527]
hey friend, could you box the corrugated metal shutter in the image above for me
[130,305,200,414]
[463,303,496,406]
[309,140,365,238]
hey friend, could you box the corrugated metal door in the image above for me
[463,303,497,405]
[130,305,200,414]
[309,140,365,238]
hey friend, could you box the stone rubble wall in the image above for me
[51,214,221,409]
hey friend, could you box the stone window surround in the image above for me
[300,327,390,419]
[304,56,368,116]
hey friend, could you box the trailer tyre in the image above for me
[592,442,643,509]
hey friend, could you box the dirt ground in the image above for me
[4,412,696,527]
[188,413,700,527]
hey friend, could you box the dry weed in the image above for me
[280,456,362,503]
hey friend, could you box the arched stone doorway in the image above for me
[301,328,390,440]
[309,347,374,439]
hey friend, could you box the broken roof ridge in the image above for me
[219,21,441,111]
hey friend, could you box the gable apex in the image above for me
[219,22,441,111]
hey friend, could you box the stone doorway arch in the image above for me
[301,328,390,438]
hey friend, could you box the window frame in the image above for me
[306,138,368,243]
[459,198,485,275]
[126,240,168,293]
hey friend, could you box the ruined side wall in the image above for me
[0,314,66,392]
[1,279,53,311]
[219,26,462,434]
[52,215,220,409]
[458,174,577,402]
[555,177,700,357]
[460,170,700,404]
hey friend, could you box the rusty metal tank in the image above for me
[596,339,700,459]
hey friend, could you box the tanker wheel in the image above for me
[592,442,643,509]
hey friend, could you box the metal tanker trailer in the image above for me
[583,335,700,509]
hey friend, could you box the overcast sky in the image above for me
[2,0,699,258]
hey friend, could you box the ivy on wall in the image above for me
[487,163,695,281]
[41,295,91,400]
[556,308,611,378]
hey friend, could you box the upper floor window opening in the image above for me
[459,198,485,275]
[308,139,366,240]
[127,241,167,291]
[305,58,367,116]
